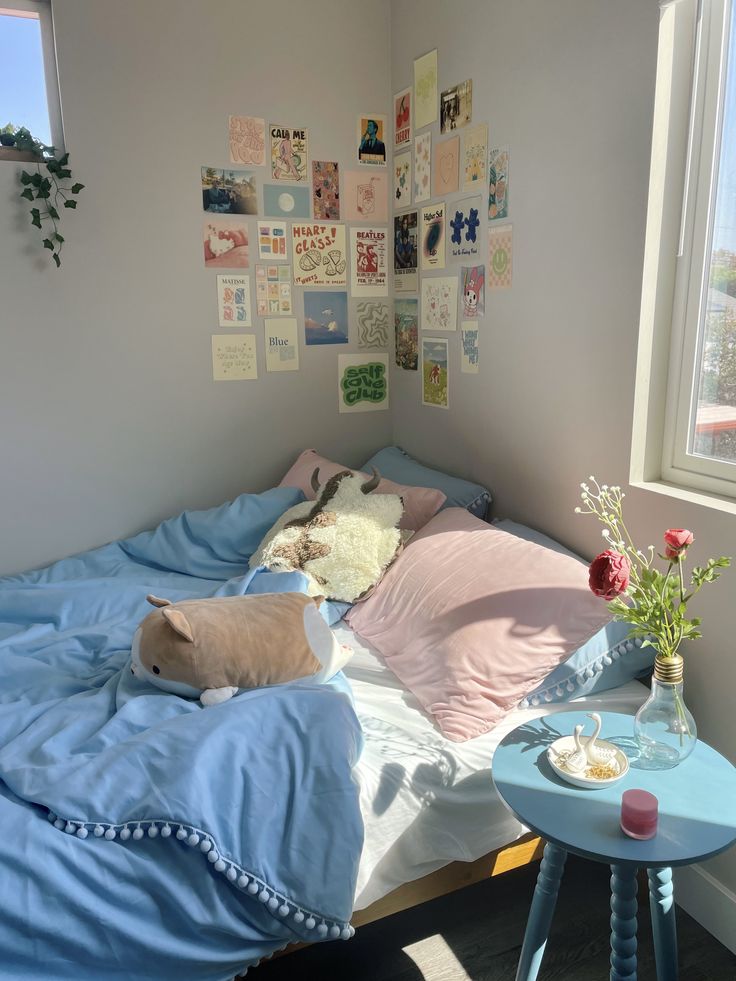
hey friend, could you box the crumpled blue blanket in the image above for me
[0,487,364,981]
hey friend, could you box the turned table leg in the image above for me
[648,866,678,981]
[515,842,567,981]
[610,864,638,981]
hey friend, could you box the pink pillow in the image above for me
[278,449,446,533]
[346,508,612,742]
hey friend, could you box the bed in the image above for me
[340,623,647,916]
[0,449,653,980]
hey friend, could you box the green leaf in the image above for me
[54,232,64,243]
[45,158,59,174]
[20,188,34,201]
[57,169,72,179]
[63,199,77,209]
[20,171,33,185]
[52,252,61,268]
[30,208,42,228]
[47,205,59,220]
[57,153,69,167]
[30,172,42,187]
[42,238,54,250]
[71,183,84,194]
[35,187,50,200]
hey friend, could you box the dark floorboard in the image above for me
[254,856,736,980]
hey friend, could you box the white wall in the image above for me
[390,0,736,914]
[0,0,392,577]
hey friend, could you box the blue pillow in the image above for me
[361,446,492,519]
[493,519,654,706]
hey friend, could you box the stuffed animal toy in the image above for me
[250,467,403,603]
[130,592,351,706]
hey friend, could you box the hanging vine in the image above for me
[4,125,84,268]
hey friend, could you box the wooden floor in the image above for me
[255,856,736,980]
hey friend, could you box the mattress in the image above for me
[335,623,649,910]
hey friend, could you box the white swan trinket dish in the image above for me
[547,713,629,788]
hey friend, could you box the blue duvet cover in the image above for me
[0,488,364,980]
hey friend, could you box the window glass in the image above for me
[695,9,736,463]
[0,10,52,145]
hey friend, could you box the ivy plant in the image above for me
[5,125,84,267]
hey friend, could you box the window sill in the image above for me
[630,478,736,517]
[0,147,40,163]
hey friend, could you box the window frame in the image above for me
[631,0,736,508]
[0,0,64,152]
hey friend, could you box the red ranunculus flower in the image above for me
[589,549,631,601]
[664,528,694,560]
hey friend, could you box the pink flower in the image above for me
[664,528,694,560]
[589,549,631,601]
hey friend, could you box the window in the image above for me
[632,0,736,505]
[0,0,63,149]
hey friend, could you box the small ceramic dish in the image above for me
[547,735,630,789]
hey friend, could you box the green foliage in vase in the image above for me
[577,478,730,659]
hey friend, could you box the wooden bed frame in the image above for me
[351,833,544,928]
[257,832,544,970]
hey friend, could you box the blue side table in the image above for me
[492,711,736,981]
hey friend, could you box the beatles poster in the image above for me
[350,226,388,296]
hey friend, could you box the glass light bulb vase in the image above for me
[634,653,697,769]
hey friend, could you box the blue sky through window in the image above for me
[0,12,52,145]
[713,9,736,252]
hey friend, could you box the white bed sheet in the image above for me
[335,623,649,910]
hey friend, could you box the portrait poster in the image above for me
[257,220,288,260]
[255,264,292,316]
[422,337,449,409]
[270,125,308,182]
[350,226,388,296]
[357,114,388,166]
[393,211,418,293]
[414,131,431,204]
[488,146,509,220]
[394,150,412,209]
[343,171,388,222]
[461,265,485,318]
[461,323,479,374]
[312,161,340,220]
[202,167,257,215]
[488,223,513,289]
[434,136,459,197]
[338,353,389,413]
[265,318,299,372]
[462,123,488,191]
[357,301,390,349]
[394,297,419,371]
[212,334,257,381]
[292,223,347,286]
[203,218,249,269]
[448,197,481,261]
[304,290,349,345]
[394,87,412,148]
[420,202,446,270]
[216,274,252,327]
[228,115,265,166]
[440,80,472,133]
[421,276,458,332]
[263,184,311,219]
[414,49,438,130]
